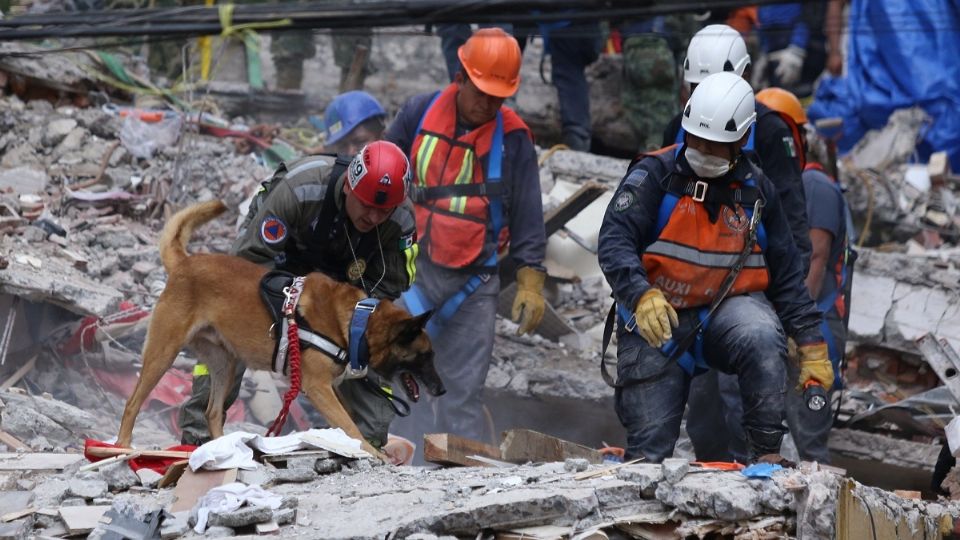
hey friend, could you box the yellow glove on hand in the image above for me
[797,342,834,392]
[633,288,678,348]
[512,266,546,335]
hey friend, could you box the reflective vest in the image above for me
[409,83,532,269]
[641,150,770,310]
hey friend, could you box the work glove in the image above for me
[769,45,805,86]
[797,341,834,392]
[632,288,678,348]
[512,266,546,335]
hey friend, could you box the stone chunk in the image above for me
[160,511,190,540]
[615,463,663,497]
[67,478,108,500]
[208,505,273,528]
[315,458,341,474]
[655,472,762,521]
[203,525,234,537]
[99,461,139,492]
[273,507,296,526]
[563,458,590,472]
[270,467,317,484]
[43,118,77,147]
[661,458,690,484]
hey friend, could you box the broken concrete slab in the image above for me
[67,478,108,500]
[0,250,124,317]
[208,505,273,528]
[0,166,48,195]
[655,472,763,521]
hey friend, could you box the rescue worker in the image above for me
[177,140,419,452]
[760,87,851,462]
[321,90,388,155]
[661,24,811,269]
[671,25,814,462]
[385,28,547,446]
[598,72,833,463]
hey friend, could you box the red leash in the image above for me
[266,278,306,437]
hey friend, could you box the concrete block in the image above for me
[208,505,273,528]
[270,468,317,484]
[203,525,234,537]
[661,458,689,484]
[160,511,190,540]
[99,461,139,492]
[60,497,87,507]
[615,464,663,497]
[67,478,108,500]
[849,273,895,341]
[655,472,762,520]
[314,458,341,474]
[563,458,590,473]
[273,507,296,526]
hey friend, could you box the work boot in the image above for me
[745,426,786,462]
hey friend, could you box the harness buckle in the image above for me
[625,314,638,333]
[692,181,708,203]
[354,301,377,313]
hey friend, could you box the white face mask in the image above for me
[685,147,732,178]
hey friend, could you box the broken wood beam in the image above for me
[84,447,193,460]
[500,429,604,464]
[0,356,36,391]
[423,433,501,467]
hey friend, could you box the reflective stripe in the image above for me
[285,158,329,179]
[380,384,393,395]
[403,243,419,286]
[448,149,475,214]
[193,363,209,376]
[416,135,439,187]
[646,240,766,268]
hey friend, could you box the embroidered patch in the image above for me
[399,232,416,250]
[614,191,635,212]
[260,216,287,244]
[624,168,648,188]
[347,259,367,281]
[721,206,749,233]
[782,136,797,158]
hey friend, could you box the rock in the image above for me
[203,525,234,537]
[661,458,690,484]
[0,166,48,195]
[1,408,72,448]
[98,462,139,492]
[130,260,158,279]
[237,467,271,486]
[2,390,98,430]
[67,478,108,500]
[135,468,163,488]
[315,458,341,474]
[55,127,87,154]
[160,511,190,540]
[563,458,590,473]
[208,505,273,528]
[43,118,77,147]
[33,478,69,507]
[14,480,33,492]
[656,472,762,521]
[616,464,663,497]
[270,468,318,484]
[0,517,31,540]
[273,507,296,526]
[60,497,87,507]
[97,230,138,249]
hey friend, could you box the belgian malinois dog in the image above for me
[116,200,444,460]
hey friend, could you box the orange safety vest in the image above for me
[640,153,770,310]
[409,83,532,269]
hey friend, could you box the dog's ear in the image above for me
[394,310,432,345]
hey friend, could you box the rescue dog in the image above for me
[116,200,445,459]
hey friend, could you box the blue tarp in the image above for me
[808,0,960,169]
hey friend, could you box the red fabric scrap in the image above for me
[84,439,197,475]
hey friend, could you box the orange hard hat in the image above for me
[457,28,522,98]
[756,87,808,125]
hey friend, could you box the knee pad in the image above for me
[745,426,785,458]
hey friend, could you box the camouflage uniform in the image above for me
[178,155,419,448]
[619,16,697,151]
[271,27,372,91]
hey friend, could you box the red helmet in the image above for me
[345,141,410,209]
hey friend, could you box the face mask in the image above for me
[685,147,732,178]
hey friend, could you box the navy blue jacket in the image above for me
[385,92,546,271]
[663,103,812,275]
[598,146,822,342]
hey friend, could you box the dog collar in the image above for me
[348,298,380,377]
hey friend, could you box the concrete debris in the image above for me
[67,477,108,499]
[207,505,273,528]
[660,458,690,484]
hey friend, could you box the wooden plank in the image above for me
[894,490,922,500]
[574,458,643,481]
[0,431,25,451]
[170,468,237,513]
[543,181,608,238]
[0,492,32,522]
[500,429,604,464]
[256,520,280,535]
[423,433,501,467]
[85,447,193,460]
[0,453,83,470]
[78,451,141,473]
[0,356,35,391]
[59,505,110,536]
[0,507,34,523]
[157,459,189,489]
[836,479,943,540]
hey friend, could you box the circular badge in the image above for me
[347,259,367,281]
[260,216,287,244]
[722,206,748,233]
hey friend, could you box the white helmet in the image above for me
[681,72,756,143]
[683,24,751,84]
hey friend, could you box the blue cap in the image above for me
[323,91,387,146]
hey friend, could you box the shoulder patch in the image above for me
[399,231,416,250]
[614,191,636,212]
[260,216,288,244]
[624,168,648,188]
[782,136,797,158]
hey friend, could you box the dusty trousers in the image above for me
[614,294,788,463]
[393,256,499,449]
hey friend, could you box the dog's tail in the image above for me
[159,200,228,272]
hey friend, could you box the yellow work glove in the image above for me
[633,288,678,348]
[512,266,546,335]
[797,341,834,392]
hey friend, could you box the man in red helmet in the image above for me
[178,141,419,454]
